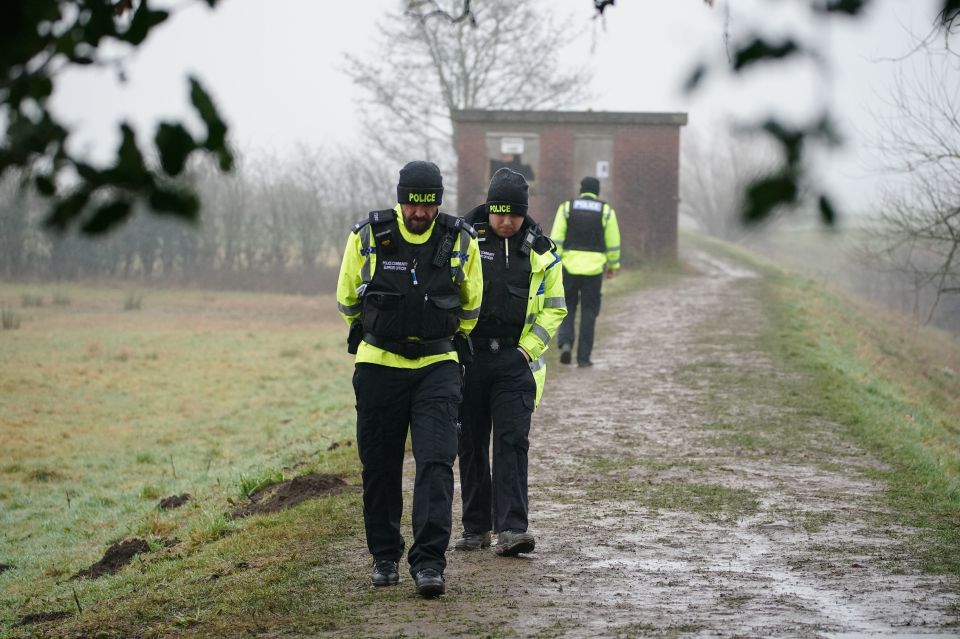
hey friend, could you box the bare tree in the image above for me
[867,48,960,320]
[343,0,593,175]
[680,125,778,240]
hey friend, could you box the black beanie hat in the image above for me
[580,176,601,196]
[397,161,443,206]
[485,168,528,217]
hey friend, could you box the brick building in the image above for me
[451,110,688,263]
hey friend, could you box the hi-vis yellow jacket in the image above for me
[515,242,567,408]
[550,193,621,276]
[336,205,483,369]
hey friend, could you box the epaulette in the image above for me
[352,209,395,234]
[532,233,555,255]
[436,212,478,238]
[517,221,552,255]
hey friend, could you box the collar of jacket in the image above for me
[392,203,437,244]
[578,192,599,199]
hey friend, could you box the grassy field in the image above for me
[0,284,359,634]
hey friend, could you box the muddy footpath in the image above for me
[348,249,959,638]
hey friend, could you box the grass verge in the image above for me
[687,231,960,576]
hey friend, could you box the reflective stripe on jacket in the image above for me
[517,244,567,408]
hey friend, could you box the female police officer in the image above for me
[454,168,566,556]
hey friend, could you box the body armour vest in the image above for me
[472,224,532,340]
[564,198,607,252]
[360,213,462,342]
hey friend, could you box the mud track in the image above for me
[351,250,958,638]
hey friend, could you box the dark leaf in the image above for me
[742,173,799,223]
[189,77,233,170]
[818,195,837,225]
[818,0,870,16]
[35,174,56,196]
[68,54,96,65]
[75,162,102,184]
[938,0,960,30]
[45,188,93,231]
[112,123,151,187]
[684,64,707,94]
[124,2,169,46]
[594,0,615,15]
[7,73,55,106]
[27,75,54,100]
[155,123,196,176]
[203,0,220,6]
[83,1,120,46]
[82,198,133,234]
[117,124,144,168]
[733,39,800,71]
[149,187,200,220]
[762,120,805,165]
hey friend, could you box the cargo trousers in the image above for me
[458,346,536,534]
[353,360,461,577]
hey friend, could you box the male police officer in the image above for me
[336,161,482,597]
[550,176,621,367]
[454,168,566,556]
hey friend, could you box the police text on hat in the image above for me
[485,168,529,217]
[397,161,444,206]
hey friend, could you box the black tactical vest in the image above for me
[472,224,531,339]
[564,198,606,252]
[359,212,462,341]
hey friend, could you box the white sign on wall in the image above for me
[596,160,610,178]
[501,137,525,154]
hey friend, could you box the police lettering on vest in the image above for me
[408,192,437,204]
[564,198,607,253]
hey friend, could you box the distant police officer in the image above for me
[454,168,566,556]
[551,176,621,367]
[336,161,482,597]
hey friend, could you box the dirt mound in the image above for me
[158,493,191,510]
[15,611,70,626]
[231,473,353,518]
[72,537,177,580]
[327,439,353,451]
[0,563,13,574]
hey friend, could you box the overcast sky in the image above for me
[50,0,952,214]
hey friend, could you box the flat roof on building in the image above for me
[451,110,688,126]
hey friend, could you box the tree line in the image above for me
[0,148,393,293]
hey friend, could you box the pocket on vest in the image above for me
[362,292,404,339]
[422,293,461,339]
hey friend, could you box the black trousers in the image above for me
[353,361,461,576]
[458,348,536,534]
[557,270,603,364]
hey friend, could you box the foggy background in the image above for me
[1,0,957,331]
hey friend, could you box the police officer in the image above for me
[336,160,482,597]
[550,176,621,367]
[454,168,566,556]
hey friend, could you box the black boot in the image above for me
[371,559,399,586]
[414,568,445,597]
